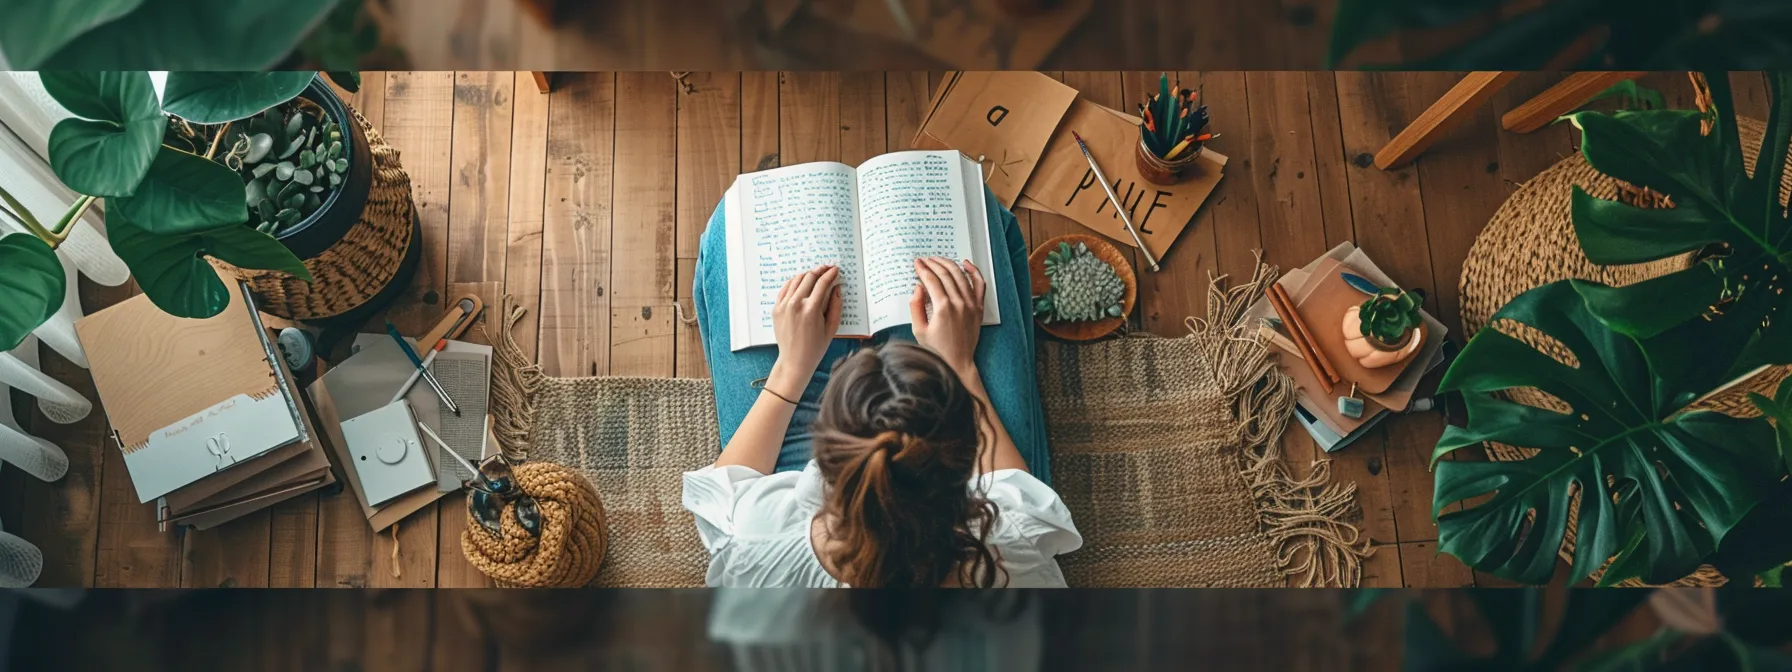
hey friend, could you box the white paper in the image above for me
[121,391,301,503]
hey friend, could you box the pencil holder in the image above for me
[1135,135,1202,185]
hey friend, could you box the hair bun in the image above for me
[870,430,906,454]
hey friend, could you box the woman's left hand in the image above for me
[770,265,842,394]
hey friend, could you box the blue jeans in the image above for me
[694,188,1050,484]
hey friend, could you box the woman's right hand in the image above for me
[770,265,842,393]
[909,257,985,374]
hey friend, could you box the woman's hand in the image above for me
[769,265,842,397]
[909,257,984,374]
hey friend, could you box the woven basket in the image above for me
[218,107,417,320]
[1460,114,1792,587]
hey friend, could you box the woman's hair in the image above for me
[811,342,1005,588]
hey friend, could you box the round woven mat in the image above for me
[219,107,418,320]
[1460,116,1792,587]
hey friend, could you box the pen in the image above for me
[385,321,461,416]
[389,339,446,405]
[1070,131,1161,272]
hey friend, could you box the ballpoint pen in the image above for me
[385,321,461,416]
[1070,131,1161,272]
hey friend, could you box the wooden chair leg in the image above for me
[1500,71,1647,134]
[1373,71,1517,170]
[532,72,552,94]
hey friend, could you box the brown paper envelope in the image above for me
[1019,98,1226,262]
[813,0,1094,70]
[912,71,1078,207]
[307,378,451,531]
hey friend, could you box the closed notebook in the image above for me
[75,282,306,503]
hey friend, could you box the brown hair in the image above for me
[811,342,1005,588]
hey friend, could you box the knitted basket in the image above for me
[218,106,417,320]
[461,461,608,588]
[1459,113,1791,587]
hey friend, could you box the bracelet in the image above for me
[761,386,799,406]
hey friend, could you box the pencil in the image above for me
[1265,287,1333,388]
[1268,283,1341,386]
[1069,130,1161,272]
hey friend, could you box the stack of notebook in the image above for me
[75,281,335,530]
[1248,243,1449,452]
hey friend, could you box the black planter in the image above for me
[273,75,375,261]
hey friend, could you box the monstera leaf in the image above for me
[161,72,316,124]
[106,211,309,319]
[0,233,66,352]
[1432,281,1787,586]
[1565,72,1792,377]
[41,71,164,198]
[31,0,342,70]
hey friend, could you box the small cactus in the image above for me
[1033,241,1125,323]
[1358,287,1425,345]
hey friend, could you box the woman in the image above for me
[684,188,1081,587]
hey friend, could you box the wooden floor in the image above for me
[7,71,1765,588]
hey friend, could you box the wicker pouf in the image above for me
[218,108,418,320]
[1459,116,1792,587]
[461,461,608,588]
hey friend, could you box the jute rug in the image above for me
[486,263,1370,588]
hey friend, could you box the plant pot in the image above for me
[218,77,419,322]
[1135,135,1202,185]
[1341,306,1423,369]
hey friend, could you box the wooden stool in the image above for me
[1374,71,1646,170]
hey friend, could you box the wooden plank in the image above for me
[539,73,617,377]
[267,493,318,586]
[1372,72,1517,170]
[1182,71,1261,285]
[437,71,518,589]
[1398,540,1476,587]
[363,590,434,671]
[742,72,781,173]
[28,279,132,587]
[779,72,840,165]
[504,70,552,363]
[180,515,271,587]
[367,70,458,587]
[838,72,887,166]
[1493,73,1579,190]
[610,72,680,378]
[675,73,742,379]
[884,72,933,152]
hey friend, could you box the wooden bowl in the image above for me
[1028,234,1137,342]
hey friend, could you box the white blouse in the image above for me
[682,461,1082,587]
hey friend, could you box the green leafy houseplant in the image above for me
[0,70,381,350]
[0,0,383,70]
[1430,72,1792,586]
[1033,241,1125,323]
[1358,287,1425,347]
[1326,0,1792,68]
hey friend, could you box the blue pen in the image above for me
[386,321,461,416]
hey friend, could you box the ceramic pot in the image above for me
[1342,306,1424,369]
[1135,135,1201,185]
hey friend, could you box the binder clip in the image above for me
[1338,382,1365,419]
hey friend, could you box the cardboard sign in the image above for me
[912,71,1079,208]
[808,0,1093,70]
[1018,98,1227,263]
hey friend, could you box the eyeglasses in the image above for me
[465,453,542,539]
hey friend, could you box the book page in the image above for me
[730,162,870,349]
[856,151,998,332]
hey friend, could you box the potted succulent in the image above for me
[1341,285,1426,368]
[1029,236,1137,341]
[1431,72,1792,587]
[1135,73,1212,185]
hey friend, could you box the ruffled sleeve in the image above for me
[976,469,1083,564]
[681,464,819,555]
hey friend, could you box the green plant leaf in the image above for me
[1432,281,1786,586]
[1535,590,1650,668]
[108,212,310,318]
[0,0,146,69]
[325,71,361,94]
[111,147,248,234]
[1571,629,1682,672]
[35,0,341,70]
[0,233,66,351]
[1569,186,1728,264]
[161,72,316,124]
[1325,0,1508,67]
[40,71,163,197]
[1568,272,1723,339]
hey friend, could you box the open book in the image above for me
[725,150,999,351]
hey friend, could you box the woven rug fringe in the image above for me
[486,295,543,461]
[1185,255,1375,588]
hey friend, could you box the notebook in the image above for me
[75,282,308,503]
[724,150,1000,351]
